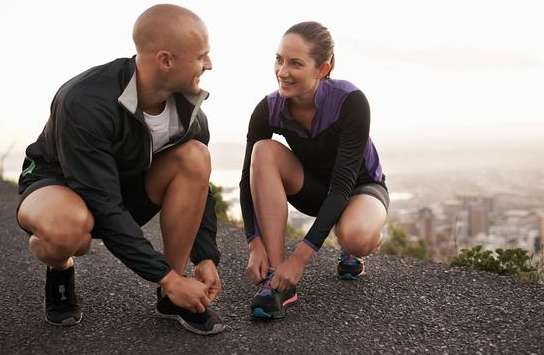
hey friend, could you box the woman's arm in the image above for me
[302,90,370,252]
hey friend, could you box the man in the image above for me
[15,4,224,335]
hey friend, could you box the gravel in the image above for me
[1,180,543,354]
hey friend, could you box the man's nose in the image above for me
[204,56,212,71]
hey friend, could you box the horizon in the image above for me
[3,138,543,183]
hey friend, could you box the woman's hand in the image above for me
[246,237,270,284]
[270,256,305,292]
[270,242,315,291]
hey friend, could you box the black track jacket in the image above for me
[21,57,220,283]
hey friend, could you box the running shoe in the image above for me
[156,288,225,335]
[250,270,298,319]
[45,265,82,326]
[337,249,366,280]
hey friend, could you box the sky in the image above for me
[1,0,543,168]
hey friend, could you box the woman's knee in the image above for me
[250,140,303,193]
[336,224,382,257]
[251,139,284,170]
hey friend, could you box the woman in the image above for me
[239,21,389,319]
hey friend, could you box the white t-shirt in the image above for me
[143,96,184,153]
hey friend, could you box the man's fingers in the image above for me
[208,280,221,301]
[203,278,213,288]
[201,294,211,308]
[195,302,206,313]
[208,290,217,303]
[209,285,220,302]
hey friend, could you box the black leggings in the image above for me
[286,171,389,217]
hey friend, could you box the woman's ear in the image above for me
[318,62,332,79]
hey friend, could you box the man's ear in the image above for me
[156,50,173,71]
[318,62,331,79]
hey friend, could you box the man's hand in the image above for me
[246,237,269,284]
[194,259,222,303]
[159,270,210,313]
[270,242,315,292]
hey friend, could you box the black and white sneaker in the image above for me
[156,288,225,335]
[45,266,82,326]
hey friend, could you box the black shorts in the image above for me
[16,172,160,236]
[286,170,389,217]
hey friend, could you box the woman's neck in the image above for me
[289,95,314,110]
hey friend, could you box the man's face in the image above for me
[170,25,212,95]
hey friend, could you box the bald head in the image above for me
[133,4,205,54]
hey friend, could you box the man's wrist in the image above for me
[159,269,176,291]
[195,259,215,268]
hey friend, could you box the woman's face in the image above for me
[275,33,325,100]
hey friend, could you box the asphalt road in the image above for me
[1,180,543,354]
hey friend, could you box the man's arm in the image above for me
[57,95,170,283]
[190,187,220,265]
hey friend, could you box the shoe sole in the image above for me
[156,311,226,335]
[43,302,82,327]
[251,293,298,320]
[45,315,82,327]
[338,270,366,280]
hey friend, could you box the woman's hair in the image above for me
[284,21,335,78]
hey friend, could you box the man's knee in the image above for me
[34,208,94,255]
[170,140,211,181]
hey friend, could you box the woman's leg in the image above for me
[250,139,304,267]
[334,194,387,257]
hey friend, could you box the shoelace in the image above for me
[256,271,274,297]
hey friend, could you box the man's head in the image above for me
[133,4,211,95]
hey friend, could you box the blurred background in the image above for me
[1,0,543,261]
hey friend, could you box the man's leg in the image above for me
[17,184,94,325]
[17,185,94,268]
[145,140,211,274]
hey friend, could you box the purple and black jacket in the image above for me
[239,79,386,251]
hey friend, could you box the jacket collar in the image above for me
[117,64,209,116]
